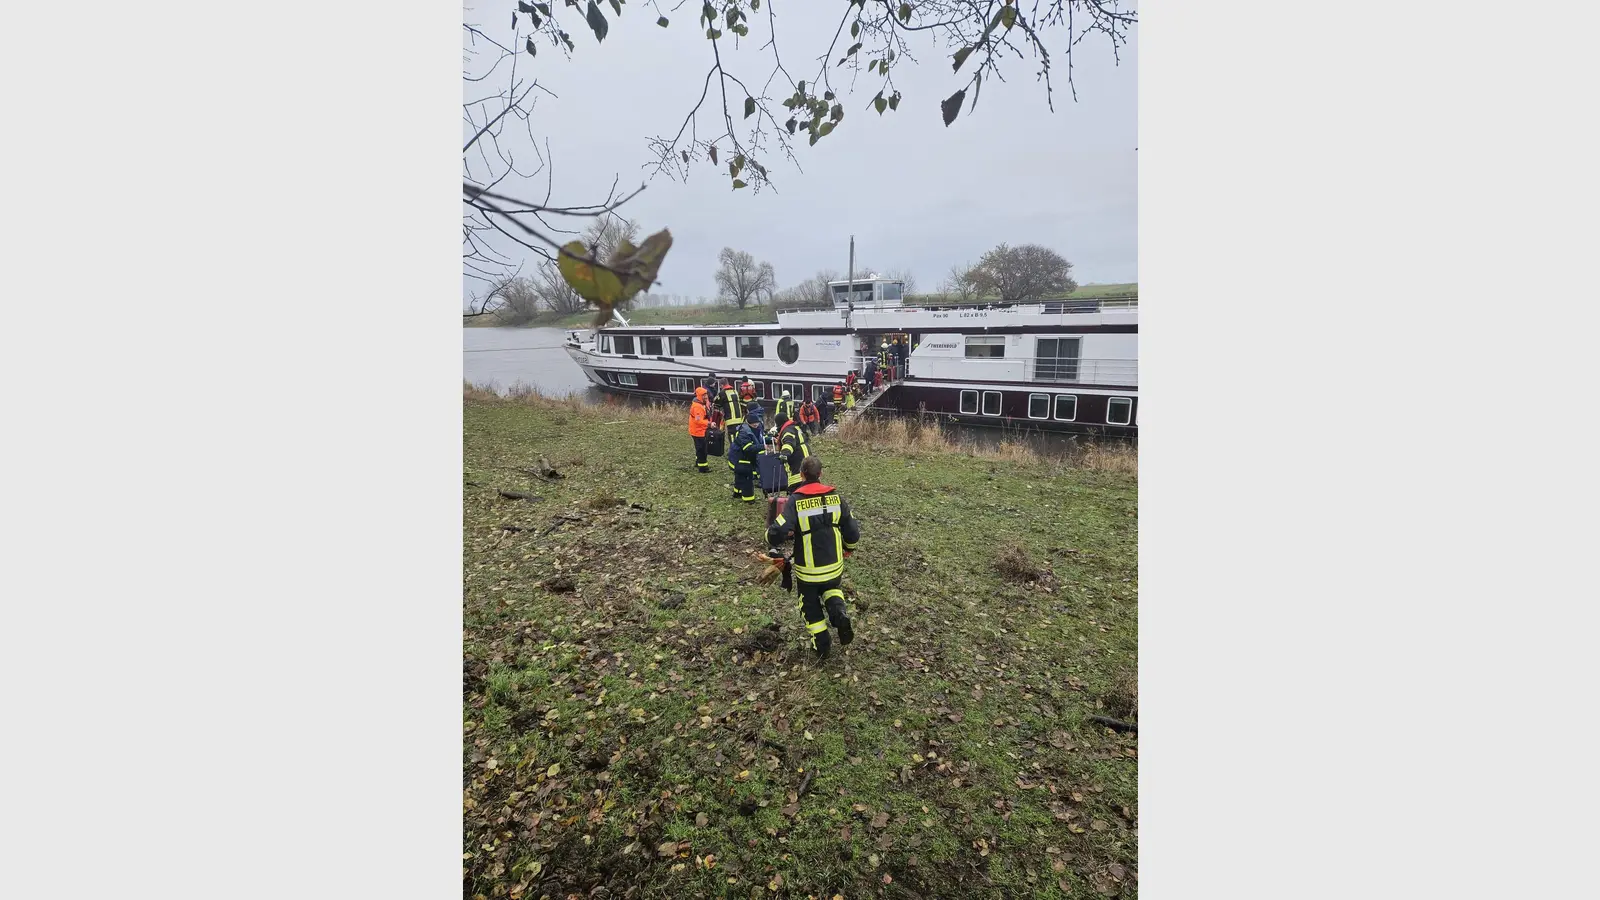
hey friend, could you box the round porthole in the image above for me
[777,336,799,365]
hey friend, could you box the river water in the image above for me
[463,327,597,397]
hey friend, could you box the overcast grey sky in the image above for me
[464,4,1136,300]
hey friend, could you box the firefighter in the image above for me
[739,379,756,403]
[718,379,743,424]
[775,389,796,425]
[688,386,711,473]
[798,396,821,436]
[767,455,859,659]
[727,411,762,502]
[776,407,812,491]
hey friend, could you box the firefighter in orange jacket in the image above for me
[798,397,821,436]
[689,386,712,473]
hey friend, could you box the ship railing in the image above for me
[834,296,1138,315]
[916,355,1137,386]
[1025,357,1139,385]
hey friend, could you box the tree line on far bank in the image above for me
[470,216,1082,325]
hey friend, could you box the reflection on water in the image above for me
[463,327,596,397]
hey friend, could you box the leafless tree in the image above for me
[966,243,1077,302]
[471,275,545,325]
[644,1,1136,195]
[530,263,583,315]
[523,217,642,314]
[461,1,1134,318]
[715,248,778,309]
[773,269,842,308]
[941,261,980,302]
[884,268,918,295]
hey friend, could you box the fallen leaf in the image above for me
[657,841,678,858]
[696,813,708,827]
[546,763,560,777]
[1109,863,1126,880]
[870,812,889,829]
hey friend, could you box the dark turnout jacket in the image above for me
[767,481,860,583]
[727,423,762,473]
[776,420,811,489]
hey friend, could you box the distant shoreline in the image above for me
[464,283,1138,328]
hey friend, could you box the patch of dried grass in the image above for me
[835,413,1137,474]
[1102,668,1139,720]
[994,542,1047,584]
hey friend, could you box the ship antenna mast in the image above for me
[846,234,855,331]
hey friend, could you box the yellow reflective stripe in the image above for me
[774,515,786,526]
[802,531,813,565]
[823,589,845,602]
[795,562,843,582]
[806,619,829,634]
[843,541,858,551]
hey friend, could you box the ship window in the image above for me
[1028,394,1050,419]
[774,382,803,401]
[965,335,1006,358]
[1035,337,1081,381]
[1054,395,1078,421]
[959,390,979,415]
[777,336,799,365]
[702,335,728,357]
[736,336,764,358]
[612,335,635,355]
[670,336,694,356]
[811,384,828,402]
[616,373,638,386]
[668,377,693,394]
[982,391,1002,416]
[750,381,766,399]
[1107,396,1133,426]
[599,334,612,353]
[641,336,663,356]
[883,282,903,301]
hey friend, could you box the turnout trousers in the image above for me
[732,469,757,501]
[796,577,853,659]
[692,435,709,471]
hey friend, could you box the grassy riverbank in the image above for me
[464,390,1138,899]
[464,283,1139,328]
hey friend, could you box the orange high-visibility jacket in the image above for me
[799,401,820,424]
[689,388,710,437]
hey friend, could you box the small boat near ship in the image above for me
[563,275,1138,437]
